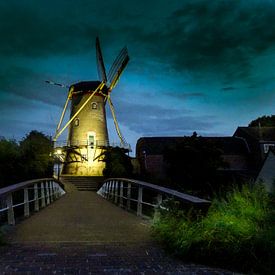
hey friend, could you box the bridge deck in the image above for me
[5,183,151,244]
[0,182,232,274]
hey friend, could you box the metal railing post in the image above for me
[24,187,30,217]
[34,183,39,211]
[7,193,15,225]
[41,182,46,207]
[137,186,143,216]
[119,181,124,207]
[127,182,131,210]
[157,194,163,206]
[114,181,118,204]
[49,181,54,202]
[46,181,50,205]
[112,181,115,201]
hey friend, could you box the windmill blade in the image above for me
[107,47,127,81]
[45,80,69,88]
[107,47,129,90]
[107,95,127,145]
[96,37,107,83]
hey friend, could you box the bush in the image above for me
[153,184,275,274]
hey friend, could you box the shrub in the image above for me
[153,184,275,274]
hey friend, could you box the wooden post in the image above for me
[127,183,131,210]
[114,181,118,204]
[41,182,46,208]
[46,181,50,205]
[137,186,143,216]
[34,183,39,211]
[7,193,15,225]
[24,187,30,217]
[119,181,124,208]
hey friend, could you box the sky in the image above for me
[1,0,275,154]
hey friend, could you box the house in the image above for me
[136,127,275,186]
[136,136,251,182]
[256,148,275,193]
[233,127,275,170]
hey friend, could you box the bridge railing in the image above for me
[0,178,65,225]
[97,178,210,218]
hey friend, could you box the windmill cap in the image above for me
[69,81,108,96]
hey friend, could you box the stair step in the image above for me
[60,176,105,192]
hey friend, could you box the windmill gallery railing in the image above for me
[0,178,65,225]
[54,139,131,151]
[97,178,211,218]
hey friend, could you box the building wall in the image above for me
[256,151,275,193]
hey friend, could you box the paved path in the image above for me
[0,183,235,274]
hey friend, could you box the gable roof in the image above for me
[234,127,275,142]
[136,136,250,156]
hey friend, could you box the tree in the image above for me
[0,138,20,187]
[102,147,133,178]
[163,133,226,196]
[19,131,53,180]
[249,115,275,127]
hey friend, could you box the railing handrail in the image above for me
[104,178,210,205]
[0,178,55,197]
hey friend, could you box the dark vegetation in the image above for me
[163,132,227,197]
[249,115,275,127]
[102,147,133,178]
[0,130,53,188]
[153,184,275,274]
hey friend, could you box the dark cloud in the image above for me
[221,86,236,92]
[0,65,66,107]
[127,0,275,81]
[109,99,217,135]
[165,92,205,99]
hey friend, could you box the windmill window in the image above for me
[92,102,98,109]
[74,118,79,127]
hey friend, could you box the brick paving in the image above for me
[0,182,236,274]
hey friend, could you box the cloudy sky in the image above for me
[1,0,275,153]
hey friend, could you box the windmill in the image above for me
[50,37,130,176]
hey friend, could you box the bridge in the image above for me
[0,177,230,274]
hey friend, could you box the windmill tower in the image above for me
[51,37,130,176]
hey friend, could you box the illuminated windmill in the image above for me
[50,37,130,176]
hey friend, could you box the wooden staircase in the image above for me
[60,176,105,191]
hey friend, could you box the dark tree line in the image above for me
[163,133,227,197]
[0,131,53,188]
[249,115,275,127]
[102,147,133,178]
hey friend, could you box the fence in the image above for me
[97,178,211,218]
[0,178,65,225]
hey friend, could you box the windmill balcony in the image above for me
[54,139,131,151]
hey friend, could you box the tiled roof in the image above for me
[136,136,250,156]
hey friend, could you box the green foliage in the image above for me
[19,131,53,180]
[249,115,275,127]
[163,133,227,196]
[153,184,275,273]
[102,147,133,178]
[0,131,53,188]
[0,138,21,186]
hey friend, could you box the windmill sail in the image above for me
[96,37,107,83]
[108,47,129,90]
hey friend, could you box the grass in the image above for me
[153,184,275,274]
